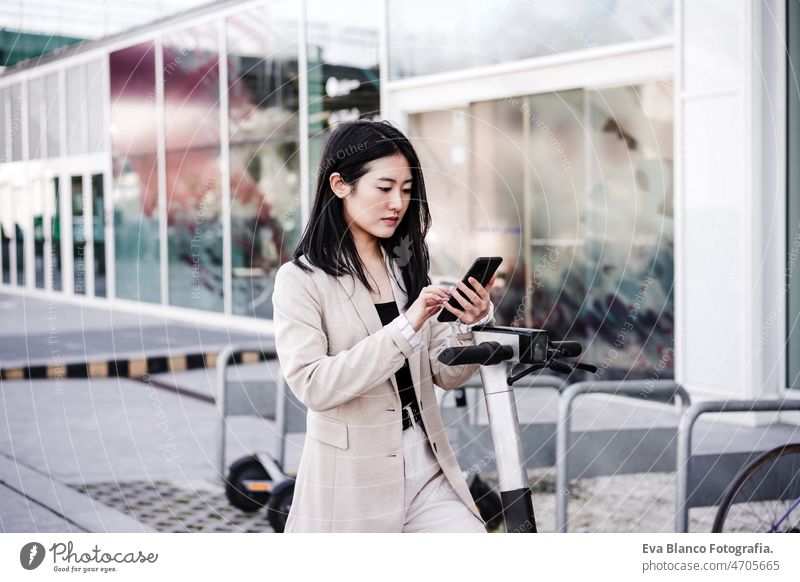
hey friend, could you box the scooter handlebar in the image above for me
[438,341,514,366]
[549,341,582,358]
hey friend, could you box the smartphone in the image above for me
[437,256,503,322]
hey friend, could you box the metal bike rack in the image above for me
[556,380,690,533]
[675,398,800,532]
[215,343,306,480]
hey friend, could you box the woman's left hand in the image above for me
[442,273,497,324]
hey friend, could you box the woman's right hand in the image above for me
[404,285,452,332]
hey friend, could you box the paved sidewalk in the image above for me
[0,293,270,367]
[0,371,302,533]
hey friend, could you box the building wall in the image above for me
[675,0,790,401]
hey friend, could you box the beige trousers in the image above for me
[400,404,487,533]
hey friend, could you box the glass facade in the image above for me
[410,81,674,379]
[49,176,62,291]
[91,173,106,297]
[388,0,674,79]
[306,0,381,192]
[31,176,45,288]
[71,174,85,295]
[110,42,160,304]
[227,3,300,318]
[0,0,676,385]
[163,22,224,312]
[1,187,12,284]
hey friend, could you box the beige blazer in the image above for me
[271,246,496,532]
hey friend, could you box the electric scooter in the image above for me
[226,324,596,533]
[438,324,597,533]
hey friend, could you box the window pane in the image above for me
[580,83,674,378]
[230,143,299,317]
[306,0,380,192]
[49,176,63,291]
[72,175,86,294]
[228,3,300,318]
[408,109,470,279]
[389,0,674,79]
[409,81,674,380]
[528,90,587,339]
[32,177,45,288]
[92,173,106,297]
[110,42,160,303]
[13,183,26,286]
[10,84,23,161]
[0,89,7,162]
[66,65,86,155]
[1,188,12,283]
[45,73,61,158]
[470,98,526,326]
[164,22,223,312]
[87,60,105,153]
[28,77,44,160]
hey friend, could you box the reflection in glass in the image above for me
[164,23,223,311]
[306,0,381,192]
[528,90,587,341]
[13,185,25,286]
[228,4,300,318]
[49,177,63,291]
[87,60,106,154]
[410,81,674,380]
[1,189,12,284]
[32,178,45,288]
[389,0,674,79]
[408,109,470,279]
[528,82,674,379]
[45,74,60,158]
[28,77,44,160]
[470,99,526,326]
[10,84,23,161]
[110,42,160,303]
[582,84,673,378]
[71,175,86,294]
[92,174,106,297]
[229,144,299,317]
[66,65,86,155]
[0,88,6,162]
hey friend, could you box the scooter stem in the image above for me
[473,330,537,533]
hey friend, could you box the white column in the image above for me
[676,0,785,403]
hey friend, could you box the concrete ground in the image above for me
[1,291,799,533]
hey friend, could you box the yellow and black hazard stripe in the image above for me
[0,350,276,381]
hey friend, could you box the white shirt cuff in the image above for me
[395,313,423,352]
[456,300,495,334]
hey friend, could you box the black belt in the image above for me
[401,404,424,432]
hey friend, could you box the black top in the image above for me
[373,300,422,417]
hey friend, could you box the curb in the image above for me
[0,349,277,381]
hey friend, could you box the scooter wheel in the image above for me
[266,480,295,533]
[469,475,504,531]
[225,456,271,512]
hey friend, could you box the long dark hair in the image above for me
[290,120,432,310]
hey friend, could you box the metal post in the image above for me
[675,399,800,532]
[215,344,236,481]
[556,380,690,533]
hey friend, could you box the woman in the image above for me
[271,120,497,532]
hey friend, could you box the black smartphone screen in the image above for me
[437,256,502,323]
